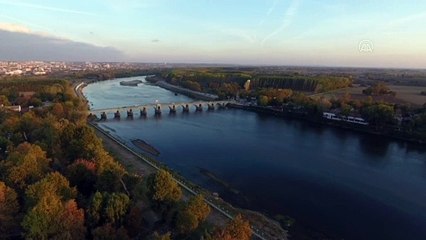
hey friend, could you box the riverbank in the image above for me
[228,103,425,145]
[146,76,219,101]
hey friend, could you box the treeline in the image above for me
[161,68,352,100]
[247,88,426,141]
[162,69,251,98]
[68,69,163,81]
[0,78,252,239]
[251,75,352,92]
[363,82,396,96]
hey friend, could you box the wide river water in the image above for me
[83,76,426,240]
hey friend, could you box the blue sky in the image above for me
[0,0,425,68]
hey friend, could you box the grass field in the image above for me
[389,85,426,106]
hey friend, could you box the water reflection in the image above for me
[358,134,390,157]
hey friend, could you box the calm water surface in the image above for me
[84,76,426,240]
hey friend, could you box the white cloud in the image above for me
[0,22,31,33]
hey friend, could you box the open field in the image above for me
[388,85,426,106]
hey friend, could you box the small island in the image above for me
[119,79,143,86]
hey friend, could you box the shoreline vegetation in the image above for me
[146,74,425,145]
[146,76,219,101]
[228,103,425,145]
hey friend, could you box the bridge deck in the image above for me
[90,100,235,114]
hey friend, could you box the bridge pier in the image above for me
[140,107,147,118]
[154,105,162,116]
[127,109,134,119]
[217,103,226,109]
[182,104,190,113]
[207,103,215,111]
[169,105,177,114]
[195,103,203,112]
[114,110,121,120]
[100,112,107,121]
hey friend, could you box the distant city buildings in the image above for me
[0,61,168,77]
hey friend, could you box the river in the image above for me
[83,76,426,240]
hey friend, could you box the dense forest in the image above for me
[0,77,253,239]
[161,68,353,98]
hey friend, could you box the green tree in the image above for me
[148,232,172,240]
[92,223,130,240]
[105,193,130,224]
[88,191,104,226]
[1,142,50,188]
[149,170,182,204]
[0,181,20,235]
[25,172,77,208]
[176,210,198,234]
[213,214,252,240]
[176,195,210,234]
[186,194,210,223]
[258,95,269,106]
[88,192,130,226]
[0,95,10,106]
[61,124,104,162]
[362,104,395,125]
[22,194,86,239]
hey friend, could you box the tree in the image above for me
[0,95,10,106]
[176,210,198,234]
[1,142,50,188]
[22,194,86,239]
[148,232,172,240]
[88,191,104,226]
[25,172,77,208]
[60,124,104,162]
[105,193,130,224]
[124,204,144,238]
[88,192,130,226]
[213,214,252,240]
[60,200,87,240]
[0,181,20,235]
[258,95,269,106]
[66,159,97,196]
[361,104,395,126]
[363,82,393,96]
[176,194,210,234]
[92,223,130,240]
[186,194,210,223]
[149,170,182,204]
